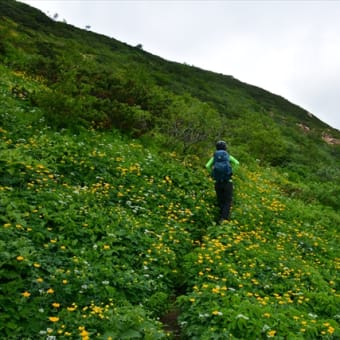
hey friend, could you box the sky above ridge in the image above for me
[19,0,340,130]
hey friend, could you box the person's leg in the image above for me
[215,181,233,222]
[222,181,233,220]
[215,182,224,221]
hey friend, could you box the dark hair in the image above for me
[216,140,227,150]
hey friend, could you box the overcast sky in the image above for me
[18,0,340,130]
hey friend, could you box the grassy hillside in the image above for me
[1,0,339,213]
[1,66,339,339]
[0,1,339,339]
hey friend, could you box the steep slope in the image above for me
[1,1,338,176]
[1,66,339,338]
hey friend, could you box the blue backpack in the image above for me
[212,150,232,181]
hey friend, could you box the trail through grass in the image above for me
[0,69,339,338]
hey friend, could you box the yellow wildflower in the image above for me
[22,291,31,298]
[49,316,59,322]
[212,310,222,316]
[328,326,335,334]
[267,330,276,337]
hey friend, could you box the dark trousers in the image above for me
[215,180,233,221]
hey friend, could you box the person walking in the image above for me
[206,141,239,224]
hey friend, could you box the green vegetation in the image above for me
[0,1,339,338]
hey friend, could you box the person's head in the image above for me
[216,140,227,150]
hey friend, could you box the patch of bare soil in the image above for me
[160,308,181,339]
[322,133,340,145]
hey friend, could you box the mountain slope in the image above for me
[0,67,339,338]
[1,0,339,211]
[0,1,339,338]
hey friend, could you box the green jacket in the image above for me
[205,154,239,175]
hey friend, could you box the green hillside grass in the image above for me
[1,65,339,339]
[1,0,339,215]
[1,1,339,338]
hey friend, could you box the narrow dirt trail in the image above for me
[160,308,181,338]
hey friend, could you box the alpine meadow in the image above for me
[0,1,339,339]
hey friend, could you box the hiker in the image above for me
[206,141,239,224]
